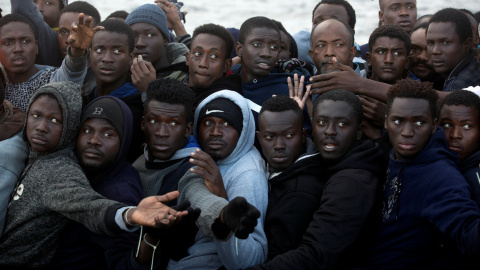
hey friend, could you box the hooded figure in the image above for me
[0,82,125,268]
[53,96,144,269]
[172,90,268,269]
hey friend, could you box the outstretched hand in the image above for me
[189,148,228,199]
[221,197,260,239]
[288,73,311,110]
[155,0,188,35]
[131,55,156,92]
[67,13,103,57]
[130,191,188,227]
[309,57,360,95]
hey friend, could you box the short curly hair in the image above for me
[311,0,356,30]
[260,95,304,125]
[238,16,280,44]
[386,79,438,119]
[439,90,480,120]
[428,8,472,43]
[97,19,135,53]
[368,25,412,55]
[192,23,235,59]
[313,89,363,126]
[145,78,196,123]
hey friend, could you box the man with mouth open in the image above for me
[250,90,385,270]
[361,79,480,269]
[426,8,480,92]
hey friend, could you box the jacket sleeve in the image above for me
[215,169,269,269]
[251,169,378,270]
[42,164,126,236]
[177,169,229,237]
[50,47,87,86]
[11,0,63,67]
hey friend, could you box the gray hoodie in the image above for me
[170,90,268,270]
[0,81,124,268]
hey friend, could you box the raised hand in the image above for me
[67,13,103,57]
[288,73,311,110]
[189,148,228,199]
[221,197,260,239]
[131,55,156,92]
[155,0,188,36]
[309,56,361,95]
[128,191,188,227]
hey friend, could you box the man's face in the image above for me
[278,30,291,61]
[34,0,62,28]
[0,22,38,83]
[379,0,417,33]
[198,116,240,161]
[312,3,350,29]
[130,22,168,68]
[439,104,480,160]
[58,12,81,58]
[26,95,63,152]
[465,13,480,47]
[309,20,355,74]
[386,98,436,160]
[76,118,120,172]
[427,22,471,77]
[312,100,361,161]
[236,27,280,82]
[186,33,231,89]
[367,37,407,84]
[142,101,192,161]
[90,31,133,88]
[408,28,436,81]
[257,110,306,171]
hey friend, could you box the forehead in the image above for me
[427,22,459,40]
[145,100,186,116]
[30,95,61,112]
[410,28,426,43]
[259,110,302,129]
[440,104,479,118]
[245,27,280,41]
[59,12,80,28]
[381,0,416,9]
[92,31,129,47]
[82,117,116,130]
[372,36,406,49]
[130,22,162,34]
[389,97,430,117]
[0,21,35,38]
[314,4,349,22]
[314,99,356,119]
[191,33,227,50]
[312,20,351,41]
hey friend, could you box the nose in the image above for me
[210,124,222,137]
[135,35,146,49]
[430,43,441,56]
[36,2,44,13]
[384,51,394,64]
[449,125,462,140]
[87,131,102,146]
[259,45,272,58]
[417,48,429,62]
[102,50,114,63]
[155,123,169,137]
[399,6,409,16]
[273,136,286,150]
[13,41,24,53]
[324,122,337,136]
[199,54,208,68]
[35,119,48,133]
[401,122,414,137]
[324,44,335,57]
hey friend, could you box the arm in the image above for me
[251,169,379,270]
[155,0,190,47]
[215,169,269,269]
[11,0,62,67]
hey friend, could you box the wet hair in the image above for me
[238,16,280,44]
[386,79,438,119]
[313,89,363,125]
[428,8,472,43]
[311,18,354,47]
[62,1,101,26]
[145,78,196,123]
[439,90,480,120]
[97,19,135,53]
[106,10,129,20]
[192,23,235,59]
[259,95,304,125]
[368,25,412,55]
[0,14,37,40]
[271,19,299,58]
[410,22,429,35]
[312,0,356,30]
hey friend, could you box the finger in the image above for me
[297,75,305,98]
[92,26,104,34]
[156,190,180,203]
[302,85,311,104]
[145,60,155,73]
[84,15,93,28]
[190,167,211,179]
[332,56,349,71]
[287,76,294,98]
[77,13,85,26]
[189,158,210,171]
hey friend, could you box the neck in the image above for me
[7,66,39,84]
[96,77,128,96]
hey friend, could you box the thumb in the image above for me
[157,190,180,203]
[332,57,349,71]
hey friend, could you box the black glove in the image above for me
[221,197,260,239]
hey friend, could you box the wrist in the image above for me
[123,207,138,227]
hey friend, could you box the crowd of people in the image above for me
[0,0,480,269]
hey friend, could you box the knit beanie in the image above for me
[81,97,124,140]
[125,4,170,42]
[197,98,243,134]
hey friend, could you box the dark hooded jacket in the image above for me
[365,128,480,270]
[0,82,125,268]
[251,139,385,270]
[459,150,480,207]
[53,96,144,270]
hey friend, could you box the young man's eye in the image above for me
[193,52,201,57]
[205,120,212,126]
[51,118,60,124]
[264,134,273,140]
[59,29,70,36]
[318,120,327,125]
[442,41,449,45]
[393,51,401,56]
[442,123,451,128]
[32,114,39,118]
[83,128,92,134]
[253,42,261,47]
[337,122,347,127]
[463,124,472,130]
[170,121,178,126]
[270,44,278,51]
[414,121,424,126]
[95,48,103,53]
[335,43,343,47]
[113,49,122,54]
[408,4,415,9]
[22,39,30,44]
[394,119,401,125]
[147,33,153,38]
[285,133,294,138]
[104,132,113,137]
[210,54,218,59]
[377,50,385,55]
[45,1,52,5]
[149,119,157,124]
[316,44,325,48]
[223,122,231,127]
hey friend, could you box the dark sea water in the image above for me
[0,0,477,44]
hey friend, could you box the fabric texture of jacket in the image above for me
[0,82,124,268]
[170,90,268,270]
[251,139,385,270]
[365,128,480,269]
[443,50,480,92]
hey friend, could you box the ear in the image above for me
[431,117,438,134]
[463,37,473,51]
[163,35,169,47]
[366,52,372,65]
[35,40,39,55]
[349,45,357,64]
[129,52,134,66]
[235,41,242,57]
[379,11,384,23]
[356,122,364,140]
[301,128,308,144]
[255,130,261,141]
[185,51,190,67]
[309,48,314,62]
[141,116,146,133]
[185,121,193,138]
[224,58,232,73]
